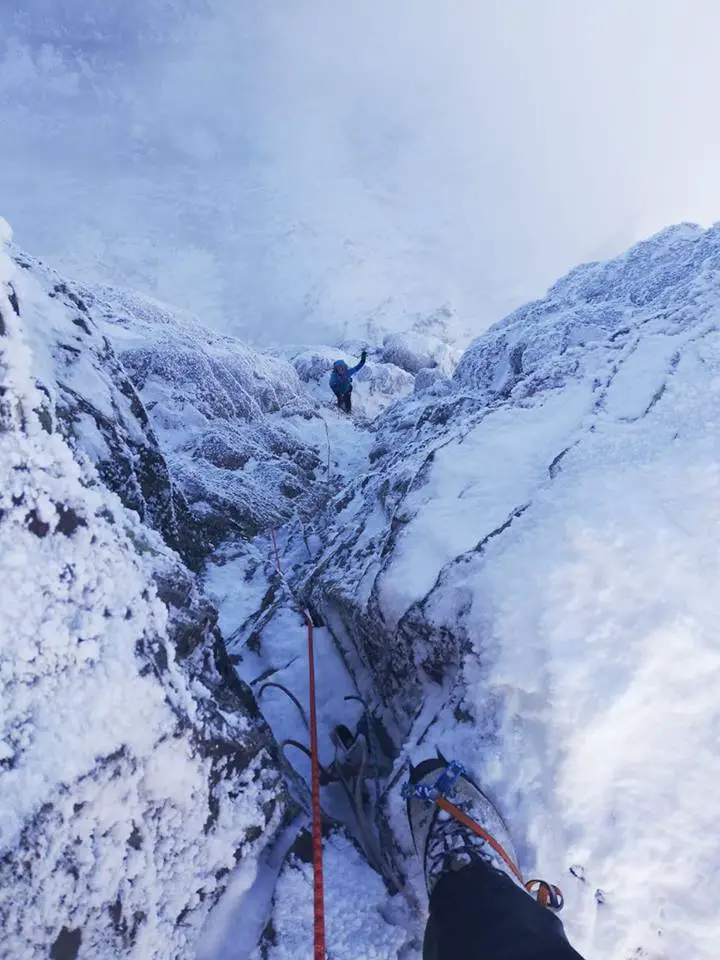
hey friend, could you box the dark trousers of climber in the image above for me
[424,863,586,960]
[336,386,352,413]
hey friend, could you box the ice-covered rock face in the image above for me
[307,223,720,959]
[379,305,465,378]
[75,284,327,559]
[381,330,460,377]
[455,221,717,399]
[8,248,205,566]
[0,233,292,959]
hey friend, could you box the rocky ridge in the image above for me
[0,228,293,960]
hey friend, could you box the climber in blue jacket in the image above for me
[330,350,366,414]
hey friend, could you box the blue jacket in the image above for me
[330,356,365,396]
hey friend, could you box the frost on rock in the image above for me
[454,221,718,400]
[381,330,460,377]
[7,247,202,567]
[305,223,720,960]
[378,305,464,378]
[413,367,453,395]
[84,286,326,554]
[289,347,340,384]
[0,233,292,959]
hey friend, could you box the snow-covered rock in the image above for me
[9,248,203,566]
[412,367,453,395]
[378,305,465,378]
[289,347,339,384]
[0,228,293,960]
[454,221,713,400]
[381,330,459,377]
[303,223,720,960]
[364,359,415,400]
[81,285,326,557]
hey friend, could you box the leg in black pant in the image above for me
[337,387,352,414]
[424,863,585,960]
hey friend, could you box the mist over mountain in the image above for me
[4,1,720,344]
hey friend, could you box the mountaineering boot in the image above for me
[406,758,524,897]
[407,759,580,960]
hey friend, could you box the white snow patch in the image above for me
[254,833,408,959]
[378,382,593,627]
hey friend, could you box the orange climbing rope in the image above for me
[270,529,326,958]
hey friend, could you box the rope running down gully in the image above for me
[271,529,326,958]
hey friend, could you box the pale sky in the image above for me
[2,0,720,344]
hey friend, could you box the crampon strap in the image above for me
[524,879,565,910]
[403,761,564,912]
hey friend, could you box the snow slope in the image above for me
[0,223,292,960]
[300,223,720,959]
